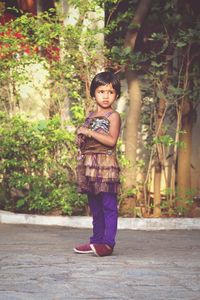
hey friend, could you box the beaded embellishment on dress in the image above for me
[90,117,110,133]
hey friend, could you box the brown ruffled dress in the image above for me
[76,111,120,195]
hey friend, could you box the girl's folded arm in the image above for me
[77,112,121,147]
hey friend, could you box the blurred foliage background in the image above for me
[0,0,200,217]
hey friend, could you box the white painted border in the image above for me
[1,210,200,230]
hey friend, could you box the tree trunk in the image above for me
[125,0,152,49]
[120,0,152,216]
[124,72,142,188]
[17,0,37,15]
[153,159,162,216]
[153,98,166,217]
[123,0,152,189]
[176,98,193,214]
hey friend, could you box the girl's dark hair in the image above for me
[90,71,121,99]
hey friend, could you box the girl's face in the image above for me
[94,83,117,109]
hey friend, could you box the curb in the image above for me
[1,210,200,230]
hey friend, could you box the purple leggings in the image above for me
[88,192,118,248]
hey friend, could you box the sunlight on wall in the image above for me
[17,62,50,120]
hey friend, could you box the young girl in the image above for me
[74,71,121,257]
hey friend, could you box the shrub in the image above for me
[0,112,87,215]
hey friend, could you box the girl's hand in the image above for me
[77,126,89,136]
[75,135,82,146]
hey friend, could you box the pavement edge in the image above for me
[1,210,200,230]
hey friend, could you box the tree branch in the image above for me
[125,0,152,49]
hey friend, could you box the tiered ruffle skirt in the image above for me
[77,153,120,195]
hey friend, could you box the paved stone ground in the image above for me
[0,224,200,300]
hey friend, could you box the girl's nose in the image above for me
[103,92,109,98]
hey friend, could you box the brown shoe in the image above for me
[90,244,113,257]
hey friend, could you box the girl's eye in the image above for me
[98,90,114,94]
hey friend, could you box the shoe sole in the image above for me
[73,248,93,254]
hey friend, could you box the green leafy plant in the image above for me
[0,112,87,215]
